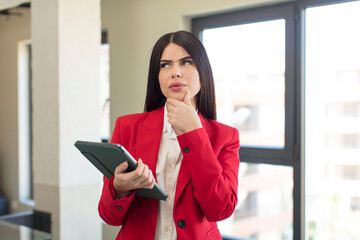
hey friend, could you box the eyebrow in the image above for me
[160,56,192,63]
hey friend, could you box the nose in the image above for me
[171,66,182,78]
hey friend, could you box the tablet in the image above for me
[74,141,167,201]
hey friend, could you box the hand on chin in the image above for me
[166,91,202,135]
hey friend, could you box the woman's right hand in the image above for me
[113,159,155,199]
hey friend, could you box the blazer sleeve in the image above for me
[98,117,136,226]
[177,126,240,222]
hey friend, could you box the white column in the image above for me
[31,0,102,239]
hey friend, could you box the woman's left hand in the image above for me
[166,91,202,135]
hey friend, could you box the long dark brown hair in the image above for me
[144,30,216,120]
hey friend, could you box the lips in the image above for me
[169,82,186,91]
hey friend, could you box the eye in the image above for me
[182,59,194,66]
[160,62,170,68]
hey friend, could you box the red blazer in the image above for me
[98,107,240,240]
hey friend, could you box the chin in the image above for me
[166,92,185,101]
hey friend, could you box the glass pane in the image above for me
[218,163,293,239]
[203,20,285,148]
[305,2,360,239]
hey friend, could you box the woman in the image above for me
[98,30,240,240]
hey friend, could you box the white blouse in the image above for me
[154,105,183,240]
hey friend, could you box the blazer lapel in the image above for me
[175,113,214,203]
[135,107,164,179]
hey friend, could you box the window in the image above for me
[18,40,34,205]
[193,3,298,239]
[100,29,110,142]
[193,0,360,239]
[202,19,286,149]
[218,163,293,239]
[304,1,360,239]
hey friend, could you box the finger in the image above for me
[167,111,173,121]
[183,91,192,106]
[165,101,174,114]
[142,164,150,179]
[114,161,129,174]
[166,98,175,106]
[166,98,182,107]
[167,108,178,123]
[142,178,155,189]
[133,164,150,188]
[131,158,145,180]
[149,170,155,188]
[166,100,177,116]
[149,177,155,188]
[139,170,155,189]
[167,117,173,125]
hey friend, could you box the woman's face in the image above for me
[158,43,201,108]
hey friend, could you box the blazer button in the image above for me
[183,147,189,153]
[116,206,123,210]
[177,220,186,228]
